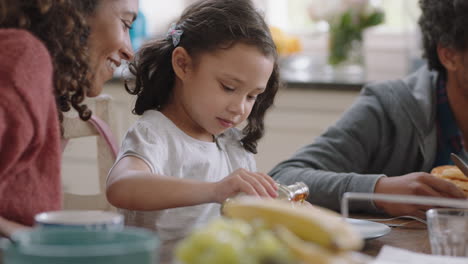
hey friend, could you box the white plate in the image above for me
[346,218,391,240]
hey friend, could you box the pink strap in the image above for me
[61,116,119,160]
[61,138,69,153]
[88,115,119,159]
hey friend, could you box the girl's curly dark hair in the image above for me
[126,0,280,154]
[0,0,101,125]
[419,0,468,76]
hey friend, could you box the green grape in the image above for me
[177,233,244,263]
[175,217,298,264]
[209,217,253,238]
[176,220,245,264]
[252,230,282,255]
[249,218,269,231]
[225,218,254,238]
[176,231,215,263]
[247,229,296,264]
[198,239,243,264]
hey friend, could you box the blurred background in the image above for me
[136,0,422,81]
[62,0,424,196]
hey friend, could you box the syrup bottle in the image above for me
[276,182,309,202]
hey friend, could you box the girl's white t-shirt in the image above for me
[113,110,256,264]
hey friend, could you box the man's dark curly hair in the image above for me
[126,0,280,154]
[419,0,468,76]
[0,0,101,125]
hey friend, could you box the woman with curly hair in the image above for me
[0,0,138,237]
[270,0,468,217]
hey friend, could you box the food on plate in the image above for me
[222,197,363,252]
[431,165,468,197]
[175,218,297,264]
[177,197,365,264]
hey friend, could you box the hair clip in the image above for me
[166,23,183,47]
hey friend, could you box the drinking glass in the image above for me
[426,208,468,257]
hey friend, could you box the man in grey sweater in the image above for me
[270,0,467,217]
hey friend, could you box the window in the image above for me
[256,0,420,34]
[255,0,422,80]
[139,0,186,36]
[137,0,421,80]
[140,0,420,35]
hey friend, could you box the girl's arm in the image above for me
[106,156,277,211]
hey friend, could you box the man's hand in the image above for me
[374,172,466,217]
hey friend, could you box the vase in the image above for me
[327,29,365,79]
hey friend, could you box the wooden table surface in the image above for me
[354,215,430,257]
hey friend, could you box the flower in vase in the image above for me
[308,0,384,66]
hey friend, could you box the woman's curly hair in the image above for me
[0,0,101,126]
[126,0,280,154]
[419,0,468,76]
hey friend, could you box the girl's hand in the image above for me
[213,168,278,203]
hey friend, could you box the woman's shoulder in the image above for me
[0,28,42,43]
[0,29,53,91]
[0,29,51,65]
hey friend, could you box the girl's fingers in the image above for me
[240,171,270,197]
[256,172,278,189]
[253,173,278,197]
[236,176,259,196]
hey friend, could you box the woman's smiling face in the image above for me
[86,0,138,96]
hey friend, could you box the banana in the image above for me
[275,226,354,264]
[222,197,363,252]
[274,225,335,264]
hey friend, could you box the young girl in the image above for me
[106,0,280,262]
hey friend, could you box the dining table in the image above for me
[0,216,436,264]
[353,214,430,257]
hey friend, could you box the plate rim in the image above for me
[346,218,391,240]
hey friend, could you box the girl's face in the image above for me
[167,42,274,142]
[86,0,138,97]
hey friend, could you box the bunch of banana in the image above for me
[222,196,365,264]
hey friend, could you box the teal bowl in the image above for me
[2,227,158,264]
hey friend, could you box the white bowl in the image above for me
[35,210,124,230]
